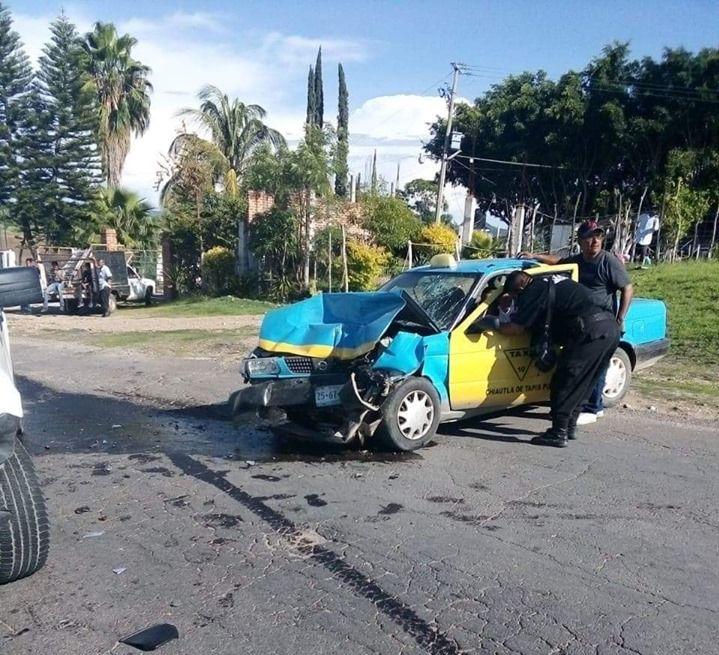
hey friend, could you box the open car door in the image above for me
[448,264,577,412]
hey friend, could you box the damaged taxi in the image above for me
[229,255,668,450]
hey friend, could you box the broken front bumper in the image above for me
[228,378,315,414]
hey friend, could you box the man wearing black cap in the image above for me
[474,271,621,447]
[520,221,633,424]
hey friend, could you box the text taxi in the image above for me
[230,255,668,451]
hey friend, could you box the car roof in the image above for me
[408,257,540,275]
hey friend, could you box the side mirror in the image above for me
[0,267,43,309]
[465,320,485,335]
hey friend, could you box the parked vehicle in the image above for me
[40,249,155,314]
[230,256,669,451]
[0,267,49,583]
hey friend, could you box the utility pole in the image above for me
[435,63,461,223]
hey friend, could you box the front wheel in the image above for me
[377,377,441,451]
[602,347,632,408]
[144,287,154,306]
[0,439,50,584]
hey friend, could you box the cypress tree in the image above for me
[334,63,349,197]
[370,149,377,193]
[36,14,101,243]
[314,47,323,127]
[0,2,32,217]
[306,65,316,126]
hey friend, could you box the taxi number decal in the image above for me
[503,348,533,381]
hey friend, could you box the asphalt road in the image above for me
[2,340,718,655]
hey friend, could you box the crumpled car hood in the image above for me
[259,292,407,360]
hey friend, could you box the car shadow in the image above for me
[14,376,421,464]
[438,405,550,444]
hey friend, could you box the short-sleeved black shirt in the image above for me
[514,277,602,343]
[558,251,630,312]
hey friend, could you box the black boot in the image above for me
[567,419,578,441]
[531,427,568,448]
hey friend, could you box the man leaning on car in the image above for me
[520,220,633,425]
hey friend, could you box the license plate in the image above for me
[314,384,343,407]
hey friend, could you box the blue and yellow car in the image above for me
[230,255,668,450]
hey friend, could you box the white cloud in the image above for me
[350,94,447,141]
[12,11,468,219]
[261,32,370,68]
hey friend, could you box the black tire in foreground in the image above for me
[0,439,49,584]
[602,347,633,408]
[377,377,441,451]
[0,267,43,309]
[145,287,154,306]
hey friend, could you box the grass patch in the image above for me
[124,295,276,318]
[632,260,719,365]
[81,328,255,358]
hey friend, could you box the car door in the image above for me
[448,264,577,412]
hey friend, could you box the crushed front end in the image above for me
[229,347,407,445]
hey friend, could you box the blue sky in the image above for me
[8,0,719,216]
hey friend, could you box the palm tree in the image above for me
[178,85,285,186]
[95,187,156,247]
[82,22,152,187]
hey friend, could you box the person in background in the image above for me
[475,271,620,447]
[635,208,660,267]
[94,257,113,317]
[20,258,39,314]
[41,261,65,313]
[520,220,633,425]
[80,262,94,310]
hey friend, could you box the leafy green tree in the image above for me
[0,2,32,220]
[361,195,422,254]
[179,85,285,185]
[94,186,157,247]
[314,47,323,126]
[82,22,152,187]
[158,131,227,250]
[36,14,101,243]
[400,178,448,224]
[334,63,349,196]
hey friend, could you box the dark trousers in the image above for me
[100,287,111,315]
[550,323,620,430]
[583,365,607,414]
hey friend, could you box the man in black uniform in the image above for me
[521,221,632,424]
[477,271,620,447]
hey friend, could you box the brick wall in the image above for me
[247,190,275,223]
[100,227,119,251]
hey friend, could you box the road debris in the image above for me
[119,623,179,651]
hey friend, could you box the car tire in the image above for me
[144,287,154,306]
[603,347,632,408]
[377,377,441,451]
[0,439,49,584]
[0,267,43,309]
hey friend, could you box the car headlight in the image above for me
[244,357,281,377]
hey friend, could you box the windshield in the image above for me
[381,272,479,330]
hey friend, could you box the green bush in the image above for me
[361,195,422,254]
[201,246,237,296]
[419,223,458,256]
[347,240,391,291]
[464,230,495,259]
